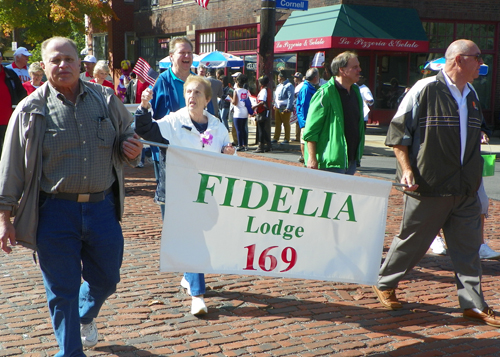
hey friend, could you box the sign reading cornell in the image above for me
[276,0,309,11]
[160,146,392,285]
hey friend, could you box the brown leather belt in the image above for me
[40,187,113,203]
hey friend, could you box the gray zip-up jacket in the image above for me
[0,81,138,250]
[385,71,483,197]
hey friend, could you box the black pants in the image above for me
[256,113,271,149]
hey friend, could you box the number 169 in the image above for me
[243,244,297,272]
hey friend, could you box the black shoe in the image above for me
[254,148,265,153]
[237,146,246,152]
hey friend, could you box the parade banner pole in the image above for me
[138,139,170,149]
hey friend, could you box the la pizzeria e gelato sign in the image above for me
[275,36,428,53]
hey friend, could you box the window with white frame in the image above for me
[92,34,108,61]
[199,31,225,53]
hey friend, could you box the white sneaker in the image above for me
[191,296,208,316]
[479,244,500,260]
[430,235,447,255]
[180,276,191,295]
[81,321,98,348]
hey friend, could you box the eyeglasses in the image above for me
[460,54,482,62]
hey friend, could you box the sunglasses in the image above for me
[460,54,482,62]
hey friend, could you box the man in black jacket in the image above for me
[0,51,27,154]
[372,39,500,328]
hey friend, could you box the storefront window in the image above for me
[228,27,257,52]
[139,37,155,69]
[199,31,225,53]
[157,38,170,59]
[423,22,453,50]
[271,54,295,89]
[374,55,408,109]
[358,55,370,85]
[198,26,257,54]
[274,54,295,73]
[423,20,495,112]
[296,54,313,78]
[244,55,257,94]
[125,33,136,62]
[457,23,495,51]
[424,21,496,51]
[92,34,108,61]
[408,53,435,84]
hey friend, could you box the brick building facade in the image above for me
[93,0,500,125]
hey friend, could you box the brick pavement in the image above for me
[2,157,500,357]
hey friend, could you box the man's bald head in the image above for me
[445,39,476,62]
[443,39,482,89]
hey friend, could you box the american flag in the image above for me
[195,0,209,8]
[132,58,159,87]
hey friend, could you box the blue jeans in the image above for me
[184,273,206,296]
[37,192,124,357]
[160,209,205,296]
[233,117,248,147]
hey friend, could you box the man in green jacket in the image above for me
[302,51,365,175]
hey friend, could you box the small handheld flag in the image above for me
[133,58,159,87]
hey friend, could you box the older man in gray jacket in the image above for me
[373,39,500,328]
[0,36,142,356]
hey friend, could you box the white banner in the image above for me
[161,146,392,285]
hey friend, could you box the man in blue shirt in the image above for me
[152,37,195,119]
[296,68,319,162]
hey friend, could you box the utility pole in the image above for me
[259,0,276,82]
[259,0,276,139]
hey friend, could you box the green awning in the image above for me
[275,4,429,53]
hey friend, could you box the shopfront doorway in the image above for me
[364,52,413,125]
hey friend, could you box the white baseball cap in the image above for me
[231,72,242,77]
[83,55,97,63]
[14,47,32,57]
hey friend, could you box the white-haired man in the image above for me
[0,36,143,355]
[6,46,32,83]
